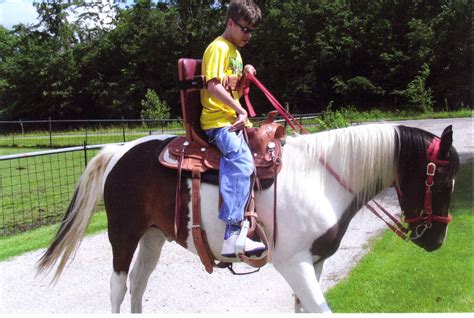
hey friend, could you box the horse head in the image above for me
[397,125,459,251]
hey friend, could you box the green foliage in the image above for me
[314,102,349,131]
[140,89,171,120]
[338,105,473,123]
[393,63,434,113]
[0,0,471,120]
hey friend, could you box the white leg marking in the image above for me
[294,259,326,313]
[110,271,128,313]
[129,228,166,313]
[275,252,332,313]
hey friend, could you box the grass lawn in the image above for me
[0,210,107,261]
[0,131,144,148]
[0,147,49,156]
[0,123,184,148]
[0,147,100,236]
[340,107,472,123]
[0,142,107,260]
[326,160,473,313]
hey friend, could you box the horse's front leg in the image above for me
[294,259,326,313]
[274,251,331,313]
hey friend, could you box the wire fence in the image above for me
[0,114,322,149]
[0,145,105,237]
[0,113,323,237]
[0,118,184,149]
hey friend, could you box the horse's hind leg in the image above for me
[109,231,141,313]
[129,227,166,313]
[110,271,128,313]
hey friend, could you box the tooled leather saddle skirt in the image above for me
[158,121,285,187]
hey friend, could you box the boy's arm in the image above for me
[207,78,248,132]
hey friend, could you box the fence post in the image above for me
[121,116,126,142]
[83,141,88,167]
[48,117,53,147]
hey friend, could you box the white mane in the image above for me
[280,124,399,205]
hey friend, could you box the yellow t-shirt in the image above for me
[200,36,251,130]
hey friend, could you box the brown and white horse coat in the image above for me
[37,124,459,313]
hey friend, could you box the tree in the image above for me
[0,0,471,120]
[140,88,171,120]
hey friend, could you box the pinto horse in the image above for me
[37,123,459,313]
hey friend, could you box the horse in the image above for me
[36,123,459,313]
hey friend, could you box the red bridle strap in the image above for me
[242,76,452,240]
[404,138,452,226]
[320,137,453,240]
[427,137,449,165]
[243,73,309,134]
[319,156,410,240]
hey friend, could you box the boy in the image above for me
[200,0,265,257]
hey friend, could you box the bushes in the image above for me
[315,102,350,131]
[393,63,434,113]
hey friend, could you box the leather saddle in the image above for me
[159,58,285,274]
[158,111,285,183]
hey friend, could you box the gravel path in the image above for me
[1,118,471,313]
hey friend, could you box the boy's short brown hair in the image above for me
[226,0,262,25]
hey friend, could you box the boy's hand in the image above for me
[244,64,256,75]
[229,111,248,132]
[237,64,256,94]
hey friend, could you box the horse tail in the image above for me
[37,144,120,283]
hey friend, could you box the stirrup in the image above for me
[235,220,250,255]
[225,263,261,276]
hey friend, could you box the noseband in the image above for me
[396,137,452,239]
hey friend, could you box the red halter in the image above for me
[402,137,452,226]
[321,137,452,241]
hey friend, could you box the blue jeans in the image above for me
[205,127,254,227]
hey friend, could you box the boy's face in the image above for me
[229,18,255,48]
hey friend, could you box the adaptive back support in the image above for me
[177,58,209,146]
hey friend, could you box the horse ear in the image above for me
[439,125,453,159]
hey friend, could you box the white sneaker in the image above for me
[221,233,266,257]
